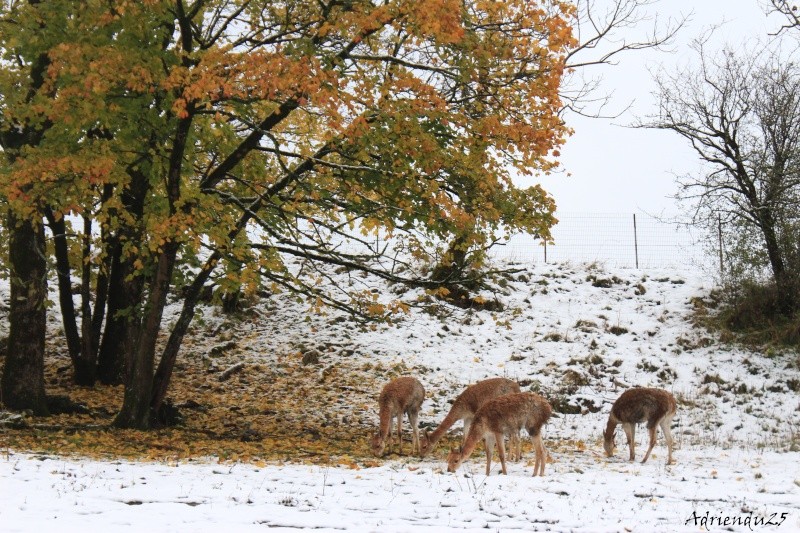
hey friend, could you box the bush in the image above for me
[719,279,800,346]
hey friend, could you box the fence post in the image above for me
[633,213,639,268]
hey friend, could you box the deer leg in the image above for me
[408,410,420,455]
[421,428,432,456]
[660,415,675,465]
[507,431,518,461]
[495,432,508,475]
[623,423,635,461]
[642,424,658,464]
[531,433,546,476]
[396,413,403,455]
[483,434,495,476]
[462,417,473,445]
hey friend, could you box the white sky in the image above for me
[534,0,787,215]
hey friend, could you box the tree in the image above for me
[2,0,576,428]
[144,0,576,424]
[1,209,49,415]
[645,41,800,312]
[0,0,60,415]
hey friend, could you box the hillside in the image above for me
[1,259,799,531]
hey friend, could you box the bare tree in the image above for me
[644,39,800,311]
[765,0,800,34]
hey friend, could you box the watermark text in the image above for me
[685,510,789,530]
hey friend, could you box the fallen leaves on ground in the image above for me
[0,326,409,467]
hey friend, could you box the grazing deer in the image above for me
[603,387,677,465]
[421,377,521,459]
[447,392,552,476]
[370,376,425,457]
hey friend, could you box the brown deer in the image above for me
[420,377,521,459]
[603,387,677,465]
[370,376,425,457]
[447,392,551,476]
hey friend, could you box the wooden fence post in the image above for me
[633,213,639,268]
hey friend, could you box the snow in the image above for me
[2,260,800,532]
[2,449,798,532]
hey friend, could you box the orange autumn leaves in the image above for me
[2,0,575,229]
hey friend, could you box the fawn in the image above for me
[447,392,551,476]
[420,377,521,459]
[370,376,425,457]
[603,387,677,465]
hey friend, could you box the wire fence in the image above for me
[490,212,713,270]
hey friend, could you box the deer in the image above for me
[370,376,425,457]
[447,392,552,476]
[420,377,522,460]
[603,387,677,465]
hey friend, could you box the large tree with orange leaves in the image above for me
[1,0,574,428]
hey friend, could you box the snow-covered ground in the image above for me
[2,259,799,532]
[2,448,797,532]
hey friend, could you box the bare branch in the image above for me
[763,0,800,35]
[562,0,686,118]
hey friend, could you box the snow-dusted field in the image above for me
[2,447,798,532]
[2,260,800,531]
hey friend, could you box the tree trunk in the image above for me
[44,209,99,385]
[97,169,149,385]
[90,185,115,352]
[91,261,110,353]
[222,289,241,314]
[151,200,264,416]
[149,130,322,417]
[114,241,180,429]
[759,212,787,282]
[1,214,49,415]
[151,251,220,415]
[45,210,80,359]
[755,208,797,313]
[115,114,192,429]
[430,235,469,284]
[96,240,143,385]
[78,216,98,385]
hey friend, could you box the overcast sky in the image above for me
[532,0,788,215]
